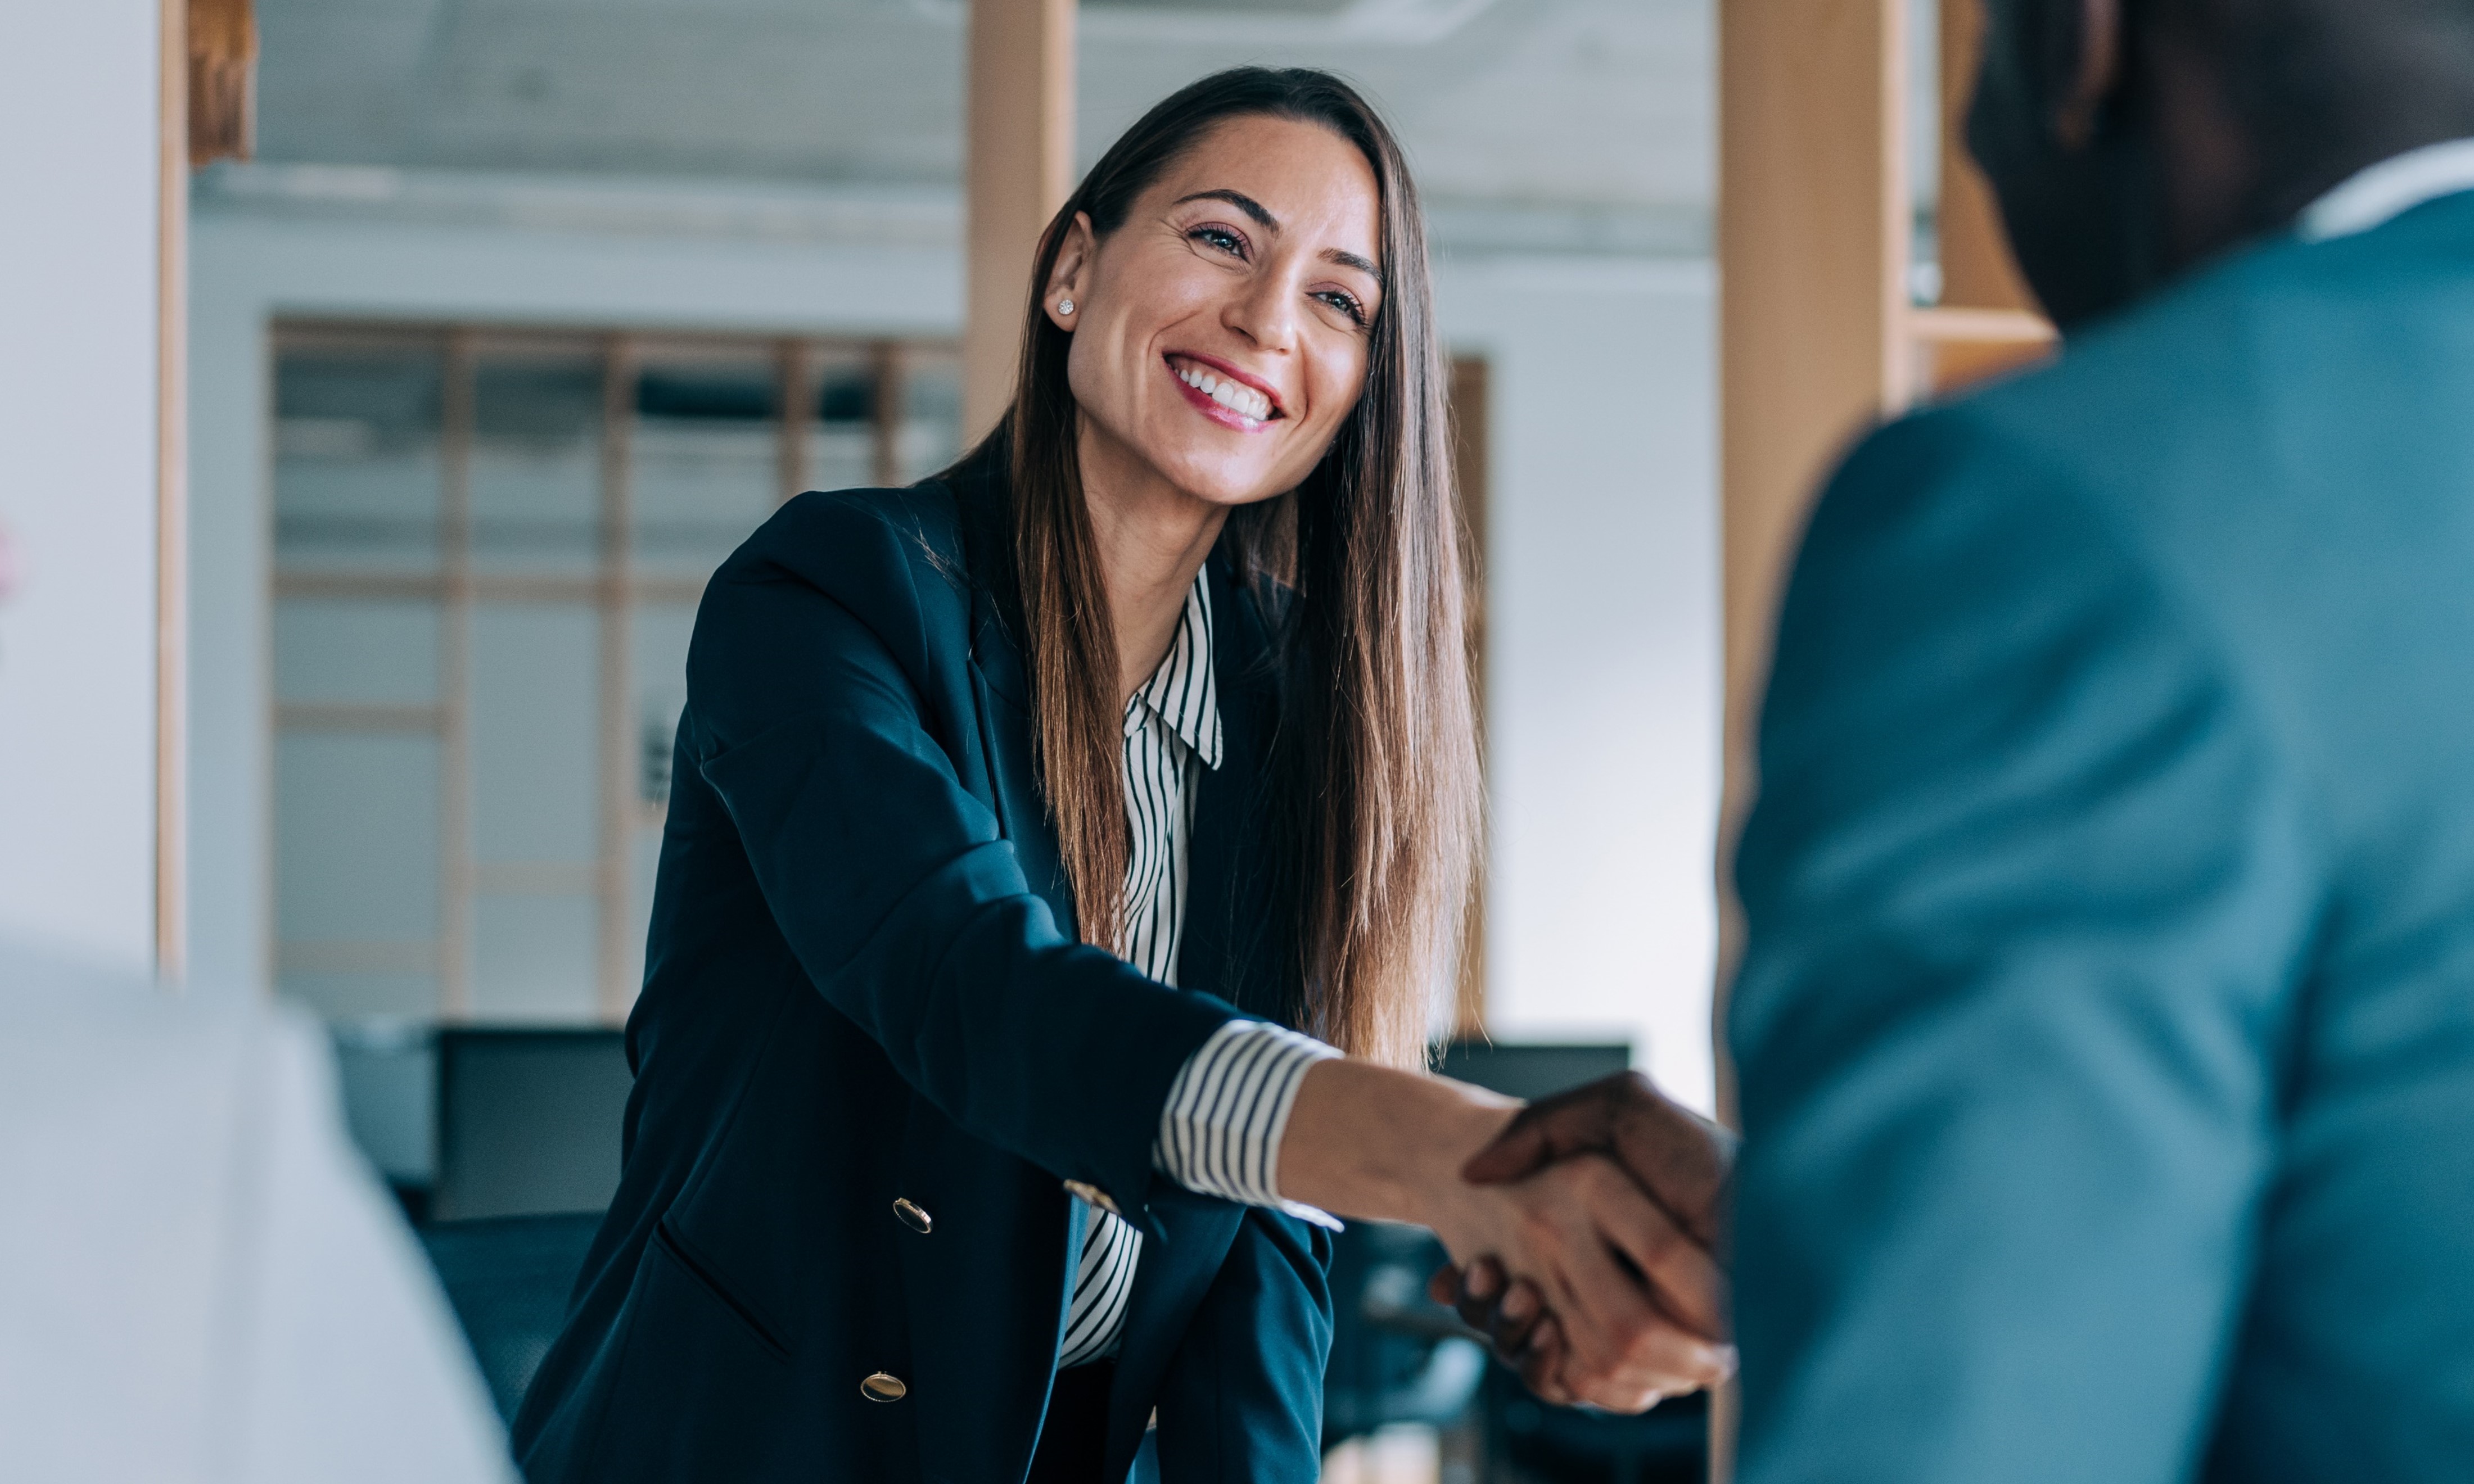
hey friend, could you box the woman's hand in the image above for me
[1430,1067,1741,1406]
[1419,1152,1734,1411]
[1275,1060,1735,1413]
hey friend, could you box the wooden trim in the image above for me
[776,338,810,506]
[273,572,709,607]
[872,340,905,487]
[186,0,256,166]
[157,0,191,982]
[1448,355,1491,1040]
[594,337,639,1021]
[274,318,954,359]
[1907,305,2057,397]
[439,332,477,1019]
[1908,305,2057,343]
[961,0,1076,440]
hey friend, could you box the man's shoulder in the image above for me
[1929,264,2276,474]
[1937,204,2471,484]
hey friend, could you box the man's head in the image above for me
[1970,0,2474,327]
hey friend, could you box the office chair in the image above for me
[418,1212,603,1425]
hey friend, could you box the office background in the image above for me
[2,2,2011,1479]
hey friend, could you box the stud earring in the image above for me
[1057,298,1075,315]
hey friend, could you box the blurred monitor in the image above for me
[1435,1039,1631,1103]
[432,1028,630,1222]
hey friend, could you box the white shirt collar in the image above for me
[1126,572,1222,771]
[2296,136,2474,242]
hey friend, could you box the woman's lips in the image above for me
[1165,354,1279,433]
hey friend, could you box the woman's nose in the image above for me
[1224,267,1299,352]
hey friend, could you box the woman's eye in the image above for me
[1315,290,1368,328]
[1190,224,1245,256]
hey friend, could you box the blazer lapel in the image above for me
[951,454,1078,943]
[1179,556,1288,1024]
[970,612,1081,953]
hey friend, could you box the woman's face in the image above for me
[1050,114,1385,510]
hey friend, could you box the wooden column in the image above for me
[1713,4,1909,1470]
[1716,0,1910,987]
[156,0,192,980]
[1449,356,1491,1039]
[961,0,1076,442]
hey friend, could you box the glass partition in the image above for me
[272,323,960,1026]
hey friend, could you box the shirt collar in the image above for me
[2297,136,2474,242]
[1126,571,1222,771]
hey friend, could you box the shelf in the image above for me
[1907,306,2058,399]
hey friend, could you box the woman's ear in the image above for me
[1043,212,1098,331]
[2052,0,2124,150]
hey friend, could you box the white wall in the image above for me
[1438,256,1720,1112]
[191,188,1719,1108]
[0,3,162,972]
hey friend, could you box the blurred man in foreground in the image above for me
[1453,1,2474,1478]
[0,949,512,1478]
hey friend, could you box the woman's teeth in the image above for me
[1174,362,1273,422]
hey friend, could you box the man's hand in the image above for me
[1433,1070,1741,1402]
[1464,1070,1738,1249]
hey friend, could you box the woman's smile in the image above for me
[1164,352,1283,432]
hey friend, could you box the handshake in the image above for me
[1284,1063,1743,1414]
[1425,1071,1740,1412]
[1284,1059,1741,1411]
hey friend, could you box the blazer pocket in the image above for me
[651,1220,794,1364]
[572,1223,807,1483]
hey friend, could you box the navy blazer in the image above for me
[511,450,1334,1483]
[1731,189,2474,1482]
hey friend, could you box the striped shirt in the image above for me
[1055,572,1340,1369]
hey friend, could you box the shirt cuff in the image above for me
[1151,1019,1344,1231]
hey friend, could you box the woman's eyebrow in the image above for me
[1322,248,1383,284]
[1174,188,1385,285]
[1175,188,1279,230]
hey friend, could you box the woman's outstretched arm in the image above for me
[1275,1058,1736,1413]
[686,495,1241,1238]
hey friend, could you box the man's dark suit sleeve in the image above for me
[1728,410,2323,1484]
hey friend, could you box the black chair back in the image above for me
[433,1029,631,1221]
[419,1212,603,1424]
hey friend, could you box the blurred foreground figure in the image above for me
[1455,1,2474,1477]
[0,942,512,1483]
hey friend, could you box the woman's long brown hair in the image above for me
[977,67,1478,1071]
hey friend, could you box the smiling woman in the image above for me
[509,69,1560,1484]
[1002,79,1469,1070]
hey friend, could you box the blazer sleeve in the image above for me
[683,492,1240,1230]
[1727,410,2322,1484]
[1152,1209,1334,1483]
